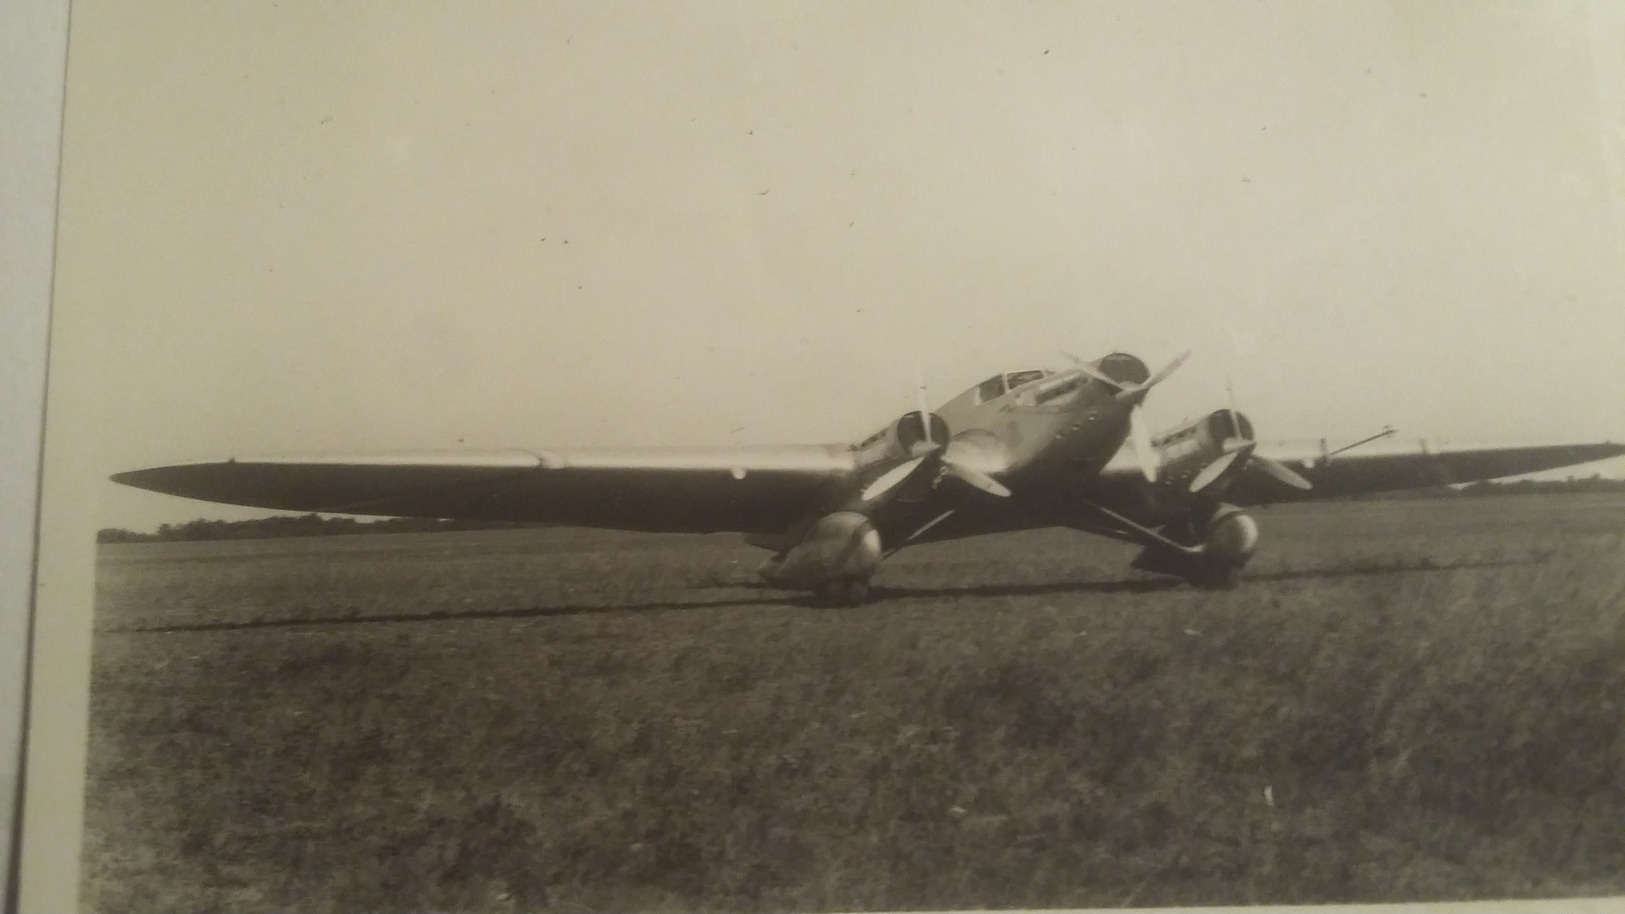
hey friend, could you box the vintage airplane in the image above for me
[113,351,1624,604]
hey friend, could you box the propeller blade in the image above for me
[1251,454,1314,491]
[942,461,1012,498]
[1069,359,1126,392]
[1188,446,1249,495]
[861,456,926,503]
[1130,405,1158,482]
[1225,375,1243,441]
[1144,350,1191,389]
[913,362,932,447]
[1112,351,1191,404]
[1115,384,1152,408]
[1068,351,1189,400]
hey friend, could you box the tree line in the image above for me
[1393,474,1625,499]
[96,514,534,543]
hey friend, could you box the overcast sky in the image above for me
[49,1,1625,529]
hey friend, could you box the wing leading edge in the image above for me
[112,446,858,535]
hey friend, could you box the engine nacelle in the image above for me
[756,511,884,589]
[895,410,951,454]
[1140,409,1258,500]
[851,411,952,466]
[1154,409,1253,475]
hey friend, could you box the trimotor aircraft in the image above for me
[113,352,1624,604]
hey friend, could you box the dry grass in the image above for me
[81,494,1625,911]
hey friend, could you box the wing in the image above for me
[1230,439,1625,504]
[112,446,858,535]
[1088,439,1624,506]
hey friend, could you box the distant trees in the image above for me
[1455,474,1622,497]
[1351,474,1625,501]
[95,514,532,543]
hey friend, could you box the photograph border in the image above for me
[13,3,1625,913]
[2,0,70,911]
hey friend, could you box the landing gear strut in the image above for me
[1110,501,1257,590]
[817,577,871,606]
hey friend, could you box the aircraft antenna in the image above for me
[1324,426,1398,460]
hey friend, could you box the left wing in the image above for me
[112,446,859,535]
[1229,439,1624,504]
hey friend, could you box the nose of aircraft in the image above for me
[1096,352,1150,386]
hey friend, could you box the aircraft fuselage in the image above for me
[854,355,1151,496]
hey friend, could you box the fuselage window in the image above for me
[976,376,1007,403]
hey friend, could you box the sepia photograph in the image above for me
[21,2,1625,912]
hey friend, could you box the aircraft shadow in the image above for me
[108,558,1534,633]
[1249,557,1530,581]
[105,593,782,634]
[867,557,1532,602]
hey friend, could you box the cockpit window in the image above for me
[976,376,1007,403]
[1034,376,1081,405]
[1005,370,1047,390]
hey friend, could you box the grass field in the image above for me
[81,494,1625,912]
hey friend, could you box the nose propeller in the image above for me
[1065,350,1191,482]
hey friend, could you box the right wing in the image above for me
[112,446,860,535]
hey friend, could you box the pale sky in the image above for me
[49,1,1625,529]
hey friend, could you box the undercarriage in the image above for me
[1074,498,1259,589]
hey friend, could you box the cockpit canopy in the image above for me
[974,369,1050,404]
